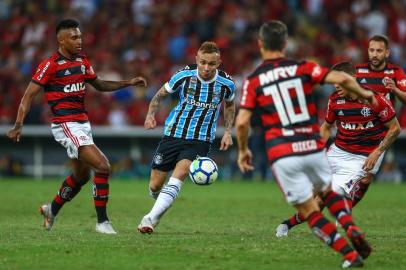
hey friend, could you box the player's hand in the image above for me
[220,131,233,151]
[363,150,381,171]
[7,125,23,142]
[361,91,378,107]
[144,114,156,129]
[237,149,254,173]
[129,76,147,87]
[383,77,398,92]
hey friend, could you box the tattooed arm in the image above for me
[144,85,170,129]
[89,77,147,92]
[220,100,236,151]
[363,118,401,171]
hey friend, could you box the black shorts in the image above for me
[151,136,211,172]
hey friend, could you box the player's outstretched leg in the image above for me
[39,174,86,230]
[307,211,364,268]
[138,176,183,234]
[323,190,372,259]
[275,212,305,237]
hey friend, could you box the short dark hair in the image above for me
[198,41,220,54]
[56,19,80,35]
[331,61,356,76]
[369,34,389,48]
[259,20,288,51]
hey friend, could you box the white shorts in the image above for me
[327,144,384,195]
[271,151,332,205]
[51,122,94,159]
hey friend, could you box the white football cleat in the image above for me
[275,223,289,238]
[95,221,117,234]
[137,216,158,234]
[39,203,55,231]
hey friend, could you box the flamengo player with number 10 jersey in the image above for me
[275,61,400,239]
[236,21,375,267]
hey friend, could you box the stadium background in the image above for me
[1,0,406,181]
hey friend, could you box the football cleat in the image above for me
[39,203,55,231]
[341,251,364,268]
[275,223,289,238]
[347,225,372,259]
[137,216,157,234]
[95,220,117,234]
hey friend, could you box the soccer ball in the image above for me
[189,157,218,185]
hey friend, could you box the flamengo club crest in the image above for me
[361,107,371,117]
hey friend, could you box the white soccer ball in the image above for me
[189,157,218,185]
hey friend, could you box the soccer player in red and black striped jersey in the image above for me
[7,19,147,234]
[236,21,374,267]
[276,61,400,240]
[356,35,406,105]
[354,34,406,206]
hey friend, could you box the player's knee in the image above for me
[95,160,111,175]
[149,183,163,193]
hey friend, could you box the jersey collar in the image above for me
[196,69,218,84]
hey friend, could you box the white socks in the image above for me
[147,177,183,222]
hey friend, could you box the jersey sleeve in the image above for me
[31,60,53,86]
[240,78,256,109]
[375,95,396,123]
[325,96,336,124]
[224,81,236,102]
[164,70,187,93]
[84,58,97,81]
[395,68,406,91]
[304,61,330,85]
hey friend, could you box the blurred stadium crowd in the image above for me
[1,0,406,126]
[1,0,406,180]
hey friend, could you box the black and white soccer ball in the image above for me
[189,157,218,185]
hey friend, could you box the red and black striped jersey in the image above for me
[325,91,395,156]
[31,51,97,123]
[240,58,330,164]
[355,63,406,104]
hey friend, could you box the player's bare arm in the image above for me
[363,118,400,171]
[7,82,42,142]
[220,100,235,151]
[325,71,377,106]
[89,77,147,92]
[384,77,406,104]
[320,121,333,142]
[235,108,254,173]
[144,86,170,129]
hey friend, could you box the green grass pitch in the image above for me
[0,179,405,270]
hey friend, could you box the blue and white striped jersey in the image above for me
[163,64,235,142]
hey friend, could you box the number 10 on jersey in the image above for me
[263,78,310,126]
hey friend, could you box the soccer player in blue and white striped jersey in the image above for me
[138,42,235,234]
